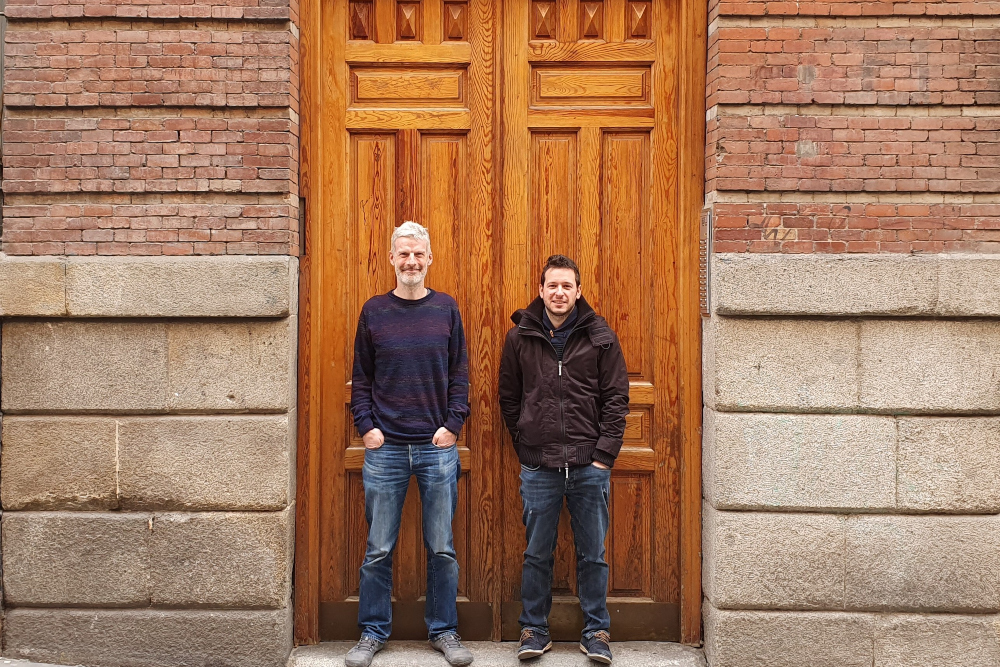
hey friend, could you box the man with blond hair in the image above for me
[347,221,473,667]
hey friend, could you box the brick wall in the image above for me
[707,0,1000,253]
[1,3,300,255]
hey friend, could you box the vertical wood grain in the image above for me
[678,0,707,645]
[650,0,682,611]
[425,0,443,44]
[351,134,397,320]
[601,132,648,379]
[375,0,395,42]
[468,0,500,638]
[396,129,420,225]
[608,474,652,597]
[319,0,351,619]
[530,132,578,272]
[577,126,601,308]
[499,0,532,627]
[299,0,705,645]
[606,0,625,42]
[421,134,466,301]
[293,0,323,645]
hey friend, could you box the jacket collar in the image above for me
[512,295,596,333]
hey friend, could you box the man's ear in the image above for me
[427,252,433,266]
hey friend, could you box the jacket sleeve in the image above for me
[350,309,377,437]
[443,305,471,437]
[592,333,630,468]
[497,330,523,444]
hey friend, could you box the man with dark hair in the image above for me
[498,254,630,664]
[347,221,473,667]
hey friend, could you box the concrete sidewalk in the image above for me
[290,642,706,667]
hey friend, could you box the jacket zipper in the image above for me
[519,314,591,471]
[558,359,567,471]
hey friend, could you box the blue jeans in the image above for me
[519,463,612,639]
[358,443,460,642]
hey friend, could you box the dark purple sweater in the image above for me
[351,289,470,445]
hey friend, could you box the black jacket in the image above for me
[498,296,630,468]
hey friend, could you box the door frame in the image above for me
[294,0,708,646]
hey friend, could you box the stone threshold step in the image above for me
[290,642,706,667]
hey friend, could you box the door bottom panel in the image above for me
[500,600,680,641]
[320,601,494,641]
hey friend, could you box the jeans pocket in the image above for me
[520,463,541,472]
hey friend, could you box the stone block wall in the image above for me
[0,255,298,667]
[1,0,300,256]
[702,253,1000,667]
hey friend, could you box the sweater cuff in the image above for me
[355,416,375,438]
[591,449,616,469]
[444,416,465,439]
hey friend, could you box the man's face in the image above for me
[539,267,581,317]
[390,235,432,287]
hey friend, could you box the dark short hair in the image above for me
[540,254,581,287]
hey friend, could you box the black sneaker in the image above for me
[517,627,552,660]
[580,630,612,664]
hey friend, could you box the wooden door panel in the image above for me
[501,0,680,641]
[303,0,700,645]
[608,474,652,597]
[317,0,496,641]
[530,132,579,269]
[601,131,651,380]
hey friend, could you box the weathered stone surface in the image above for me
[860,320,1000,414]
[0,256,65,316]
[118,416,292,510]
[845,515,1000,612]
[710,317,859,412]
[703,604,875,667]
[4,608,292,667]
[2,512,149,606]
[897,418,1000,513]
[936,256,1000,317]
[1,321,168,413]
[166,319,294,413]
[712,254,1000,318]
[149,510,292,608]
[705,410,896,511]
[702,318,717,410]
[713,253,938,317]
[874,614,1000,667]
[1,417,118,510]
[703,504,845,610]
[66,256,295,318]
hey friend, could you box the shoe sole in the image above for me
[517,641,552,660]
[579,643,612,664]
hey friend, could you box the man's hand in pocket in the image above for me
[363,428,385,449]
[433,427,457,447]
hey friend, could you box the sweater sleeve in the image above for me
[350,309,377,437]
[444,304,471,437]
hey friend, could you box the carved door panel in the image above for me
[318,0,499,640]
[312,0,684,643]
[499,0,681,640]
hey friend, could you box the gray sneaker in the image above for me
[345,636,384,667]
[430,633,474,666]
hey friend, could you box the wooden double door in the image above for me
[296,0,704,645]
